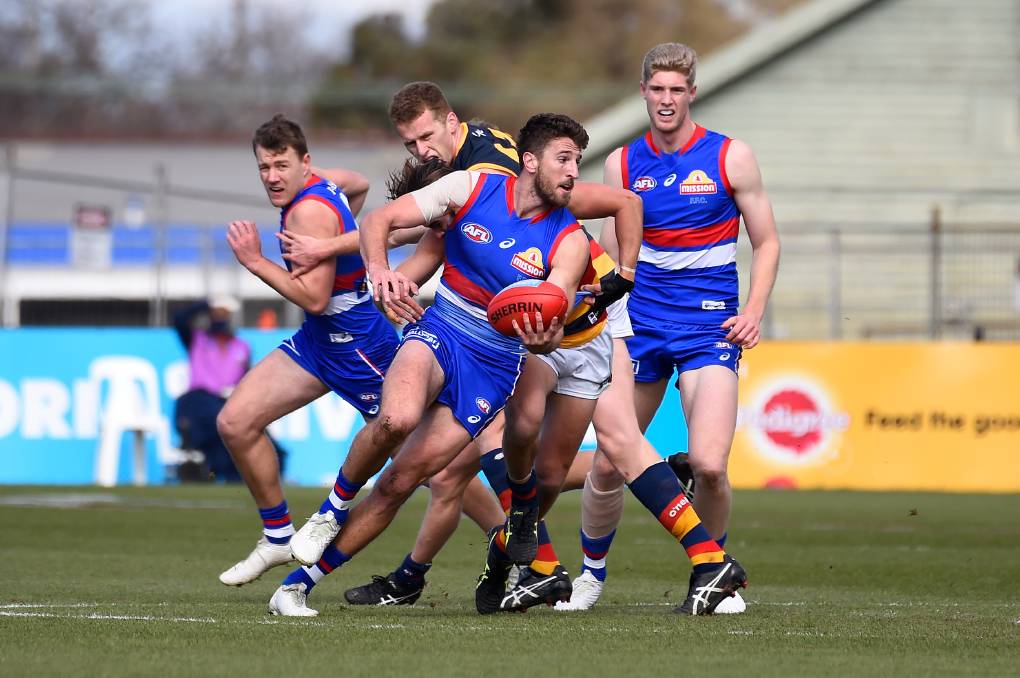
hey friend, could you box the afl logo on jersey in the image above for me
[475,397,492,414]
[679,170,718,195]
[461,222,492,243]
[511,247,545,277]
[631,176,657,192]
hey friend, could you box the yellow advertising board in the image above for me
[731,343,1020,492]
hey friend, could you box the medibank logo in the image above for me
[739,377,849,464]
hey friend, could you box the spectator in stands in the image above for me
[173,296,282,481]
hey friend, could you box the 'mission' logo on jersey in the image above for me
[511,247,545,277]
[679,169,718,195]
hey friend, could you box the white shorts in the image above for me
[607,295,633,339]
[536,330,613,400]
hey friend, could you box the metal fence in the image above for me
[3,143,1019,339]
[746,219,1020,341]
[0,144,295,328]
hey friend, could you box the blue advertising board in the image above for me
[0,328,687,485]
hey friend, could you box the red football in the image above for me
[487,280,569,337]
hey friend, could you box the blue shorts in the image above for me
[279,325,399,418]
[626,313,741,384]
[402,308,525,438]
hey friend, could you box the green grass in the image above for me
[1,485,1018,677]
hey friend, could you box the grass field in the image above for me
[1,485,1018,677]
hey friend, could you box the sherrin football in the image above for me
[487,280,569,337]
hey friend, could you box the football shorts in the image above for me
[534,328,613,400]
[627,312,741,383]
[279,324,398,417]
[402,306,525,438]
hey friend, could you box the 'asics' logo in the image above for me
[377,592,418,605]
[501,575,556,609]
[689,562,732,614]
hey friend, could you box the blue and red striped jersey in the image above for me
[434,173,580,350]
[622,126,741,325]
[279,175,383,343]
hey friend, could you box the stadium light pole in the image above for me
[930,206,942,340]
[829,227,842,340]
[0,144,13,328]
[151,163,169,327]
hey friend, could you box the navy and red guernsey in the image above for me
[279,175,386,348]
[434,173,581,354]
[622,126,741,325]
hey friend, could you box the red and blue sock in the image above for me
[282,544,351,593]
[628,462,725,573]
[259,501,294,545]
[319,467,362,522]
[579,529,616,582]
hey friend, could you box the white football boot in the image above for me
[268,583,319,617]
[289,510,341,566]
[554,570,604,611]
[713,590,747,614]
[219,536,294,586]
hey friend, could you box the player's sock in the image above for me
[579,529,616,582]
[319,467,362,522]
[479,448,511,512]
[392,553,432,589]
[259,501,295,545]
[493,526,508,554]
[529,521,561,576]
[281,544,351,594]
[628,462,725,573]
[717,532,728,548]
[507,470,538,511]
[579,472,625,581]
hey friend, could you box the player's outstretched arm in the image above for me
[312,166,370,216]
[278,221,425,280]
[567,178,641,280]
[596,148,626,262]
[395,228,445,288]
[277,229,360,278]
[362,170,474,319]
[377,228,446,323]
[227,202,337,314]
[724,139,780,350]
[359,194,434,322]
[599,148,640,278]
[513,228,589,354]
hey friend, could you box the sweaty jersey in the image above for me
[431,172,581,353]
[622,126,740,325]
[279,175,385,349]
[452,122,520,176]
